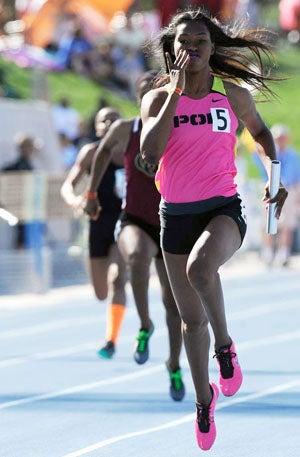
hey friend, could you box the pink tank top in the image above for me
[155,77,239,203]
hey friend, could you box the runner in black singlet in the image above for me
[61,107,127,359]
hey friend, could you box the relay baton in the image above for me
[266,160,281,235]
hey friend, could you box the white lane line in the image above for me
[0,285,95,310]
[0,327,167,368]
[0,364,165,411]
[0,328,299,408]
[60,378,300,457]
[227,298,300,320]
[0,342,98,368]
[1,295,298,342]
[1,325,300,370]
[0,303,139,341]
[237,329,300,350]
[0,316,101,339]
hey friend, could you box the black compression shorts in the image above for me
[89,211,120,258]
[160,196,247,255]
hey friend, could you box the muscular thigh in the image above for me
[162,251,206,322]
[189,215,242,272]
[118,224,157,263]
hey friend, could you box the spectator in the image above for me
[112,13,147,52]
[2,133,38,171]
[54,21,94,71]
[112,45,145,98]
[1,133,41,248]
[58,132,78,170]
[253,124,300,266]
[87,39,116,85]
[52,97,82,145]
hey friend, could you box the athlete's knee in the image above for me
[107,264,127,291]
[181,314,209,334]
[93,286,108,301]
[187,255,216,291]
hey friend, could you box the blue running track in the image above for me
[0,252,299,457]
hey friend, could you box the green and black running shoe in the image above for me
[133,323,154,364]
[166,363,185,401]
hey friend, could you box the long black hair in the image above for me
[147,7,280,97]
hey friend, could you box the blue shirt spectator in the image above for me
[253,124,300,188]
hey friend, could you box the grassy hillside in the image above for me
[256,47,300,150]
[0,57,139,119]
[1,44,300,149]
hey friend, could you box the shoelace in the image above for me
[170,370,183,391]
[136,330,150,352]
[213,348,236,378]
[196,403,211,433]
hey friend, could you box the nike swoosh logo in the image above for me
[212,98,223,102]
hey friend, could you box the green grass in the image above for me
[0,57,139,119]
[47,71,139,119]
[256,47,300,151]
[1,43,300,150]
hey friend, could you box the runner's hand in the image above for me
[263,182,288,219]
[165,50,190,93]
[84,197,101,221]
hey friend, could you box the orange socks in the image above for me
[106,303,126,345]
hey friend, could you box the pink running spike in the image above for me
[214,341,243,396]
[195,382,219,451]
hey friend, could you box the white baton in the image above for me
[266,160,281,235]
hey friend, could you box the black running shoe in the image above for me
[97,341,115,359]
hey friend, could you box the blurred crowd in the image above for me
[0,1,299,100]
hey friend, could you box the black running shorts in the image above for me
[89,211,120,258]
[160,196,247,255]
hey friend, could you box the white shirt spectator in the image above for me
[52,97,81,142]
